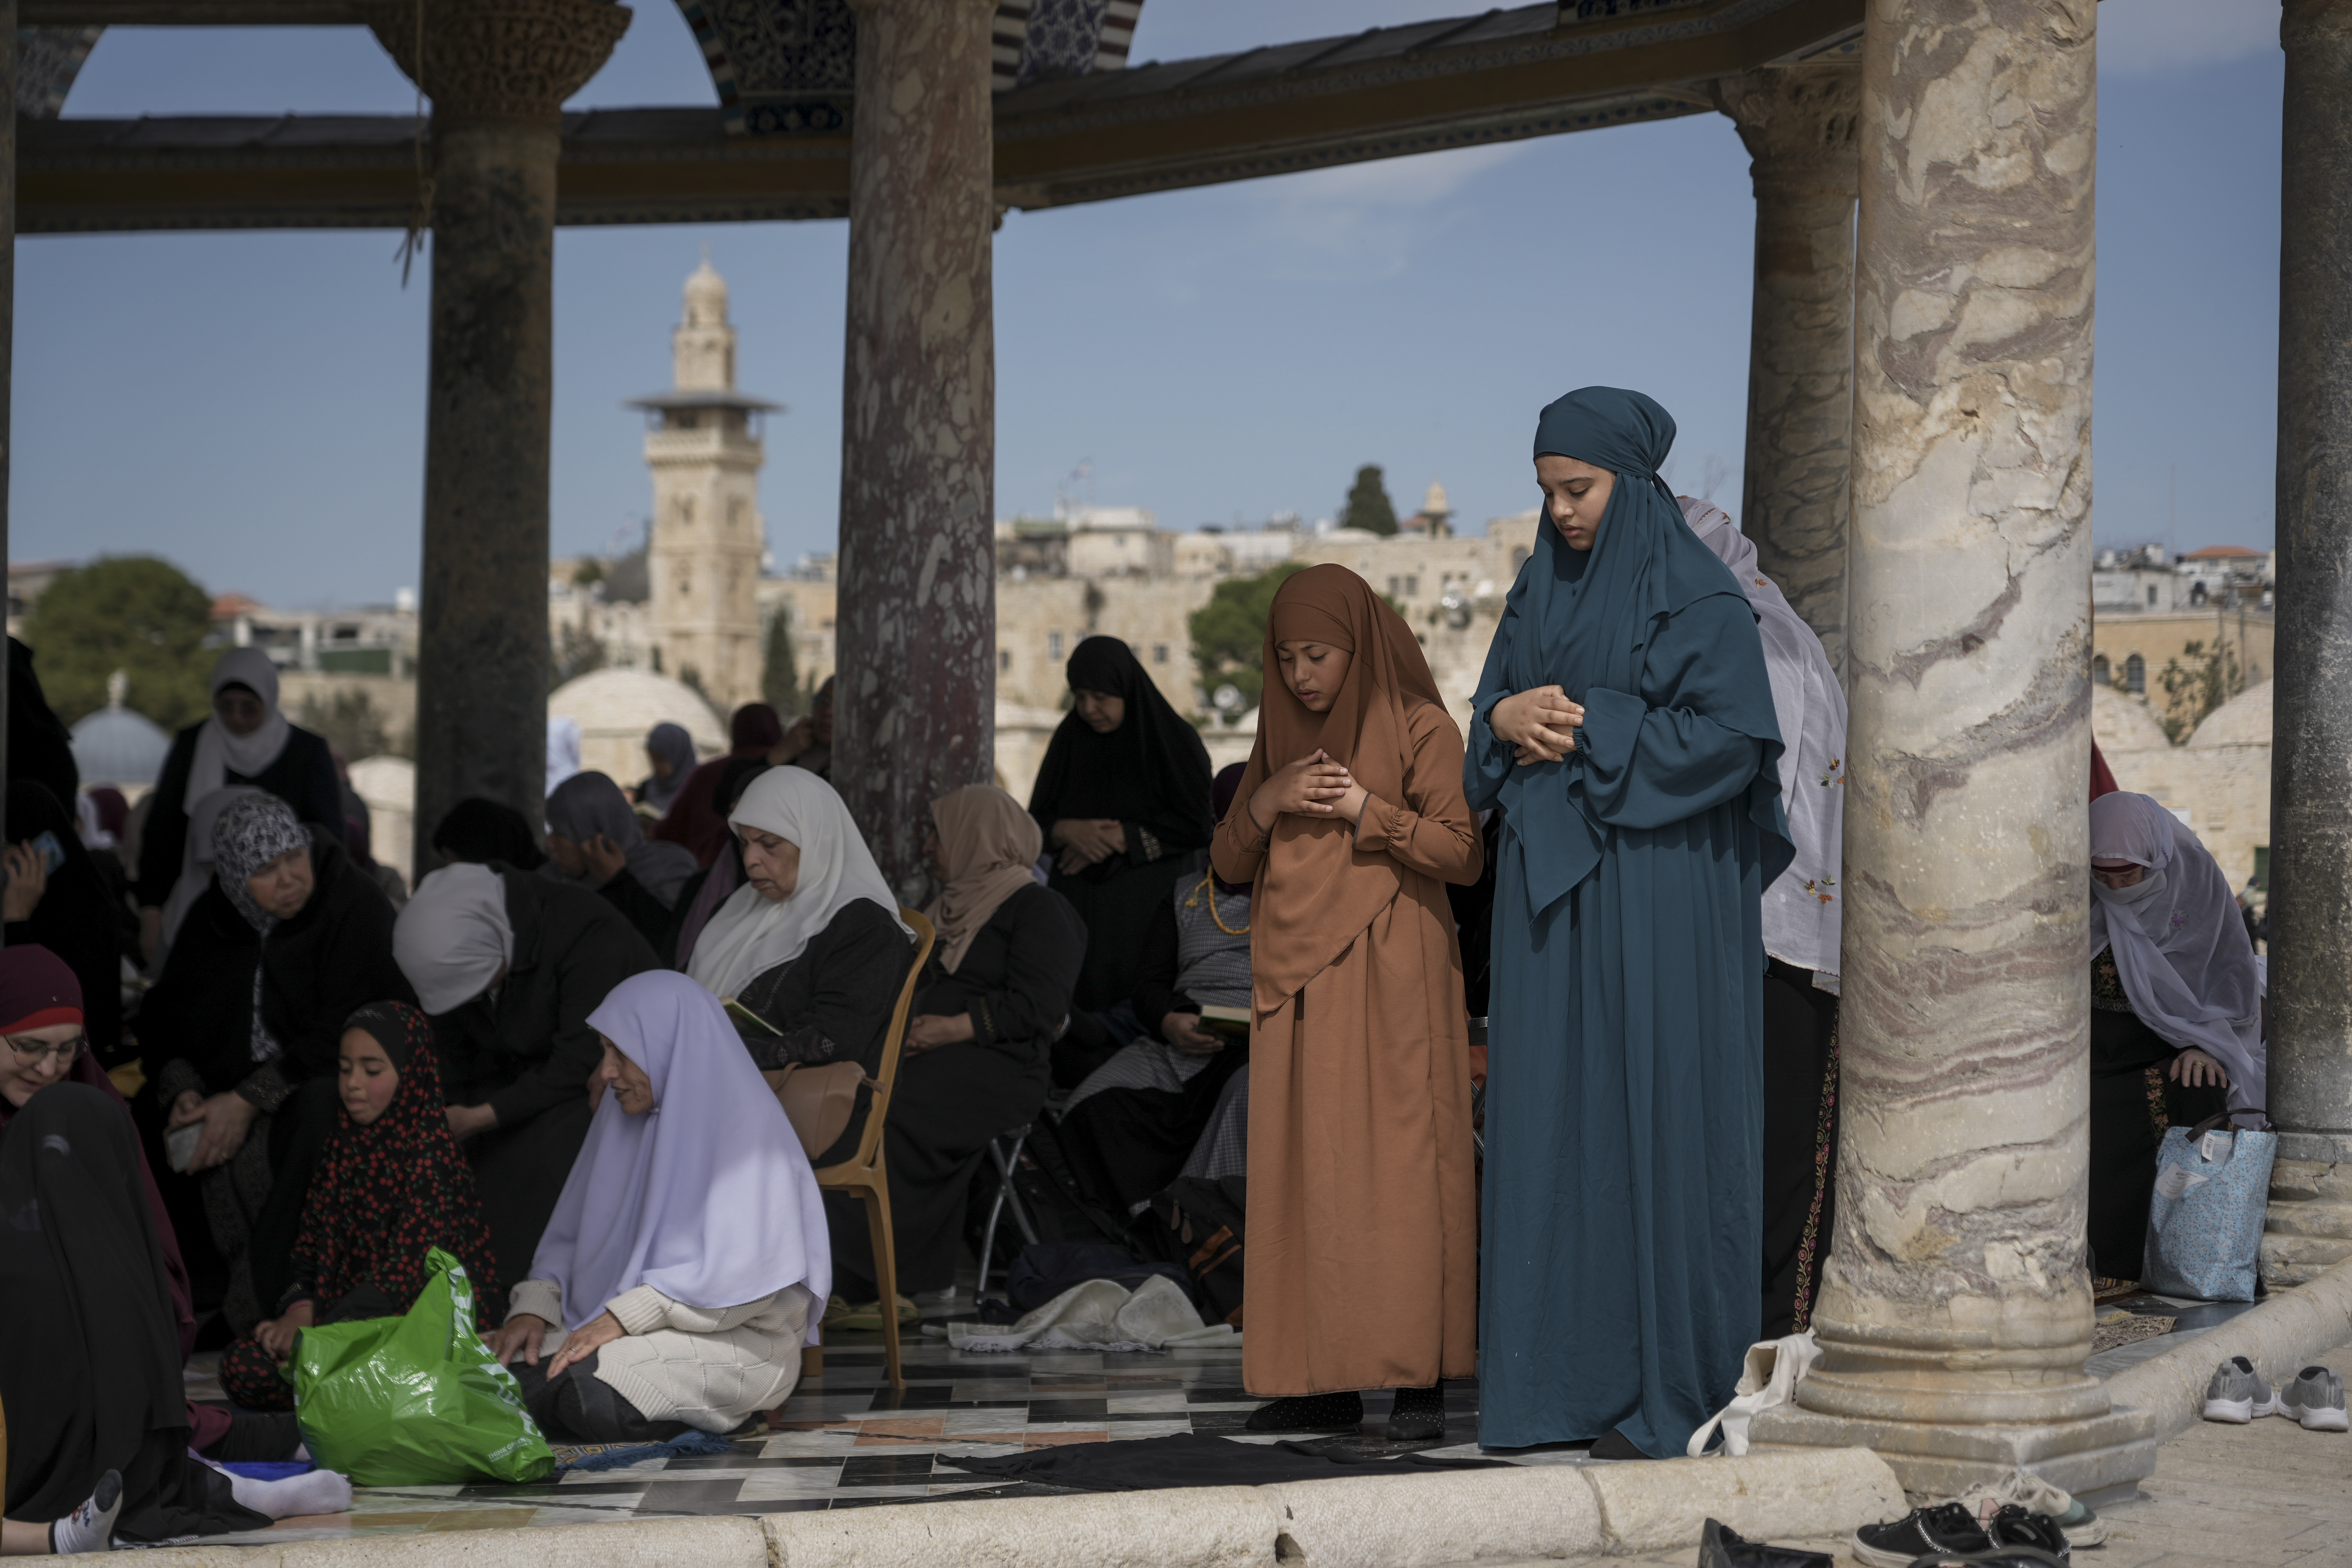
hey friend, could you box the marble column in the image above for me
[2263,0,2352,1286]
[1748,0,2154,1495]
[832,0,997,897]
[362,0,630,873]
[1711,63,1859,673]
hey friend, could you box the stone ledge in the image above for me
[1747,1402,2158,1501]
[127,1447,1905,1567]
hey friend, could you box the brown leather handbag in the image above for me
[761,1062,872,1163]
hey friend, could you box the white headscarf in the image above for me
[1681,498,1847,985]
[546,717,583,795]
[2089,791,2266,1113]
[686,768,908,1000]
[394,863,516,1015]
[184,648,293,814]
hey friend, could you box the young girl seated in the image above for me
[217,1004,500,1410]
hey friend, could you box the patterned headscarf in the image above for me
[211,792,311,936]
[289,1002,500,1315]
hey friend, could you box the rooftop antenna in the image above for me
[2168,465,2177,562]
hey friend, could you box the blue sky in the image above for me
[15,0,2284,607]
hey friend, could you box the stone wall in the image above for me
[2092,608,2275,735]
[2094,681,2274,887]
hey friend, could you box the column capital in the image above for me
[360,0,630,122]
[1710,61,1860,198]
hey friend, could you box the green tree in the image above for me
[2157,638,2245,743]
[763,607,805,714]
[20,555,214,729]
[1190,562,1308,711]
[1340,464,1398,536]
[549,622,608,690]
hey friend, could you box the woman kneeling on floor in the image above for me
[217,1003,501,1410]
[484,970,828,1441]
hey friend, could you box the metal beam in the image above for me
[18,0,1863,233]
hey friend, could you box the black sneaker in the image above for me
[1853,1502,1993,1568]
[1699,1516,1833,1567]
[1986,1504,2071,1563]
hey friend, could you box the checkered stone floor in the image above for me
[189,1320,1495,1543]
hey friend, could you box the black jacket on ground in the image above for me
[134,722,344,908]
[139,828,410,1096]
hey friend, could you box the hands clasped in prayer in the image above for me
[1488,685,1583,765]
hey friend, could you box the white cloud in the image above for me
[2101,0,2275,77]
[1226,142,1528,282]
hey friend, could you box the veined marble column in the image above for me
[363,0,629,874]
[832,0,997,896]
[1749,0,2154,1495]
[1712,63,1859,673]
[2264,0,2352,1285]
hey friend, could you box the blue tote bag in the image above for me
[2142,1110,2275,1303]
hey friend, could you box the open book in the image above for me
[723,997,780,1036]
[1196,1004,1251,1043]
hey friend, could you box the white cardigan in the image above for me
[509,1277,814,1433]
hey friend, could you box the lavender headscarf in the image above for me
[2089,791,2266,1113]
[530,971,830,1334]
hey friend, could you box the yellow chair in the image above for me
[808,905,934,1391]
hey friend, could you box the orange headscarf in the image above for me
[1238,564,1447,1012]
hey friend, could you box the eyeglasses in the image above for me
[6,1034,87,1069]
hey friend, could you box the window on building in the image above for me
[2092,655,2110,686]
[2146,585,2158,606]
[2125,653,2146,694]
[1048,631,1064,659]
[1152,644,1169,664]
[2189,581,2208,606]
[1405,575,1419,596]
[678,496,696,527]
[998,650,1011,672]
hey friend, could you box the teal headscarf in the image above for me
[1488,386,1789,914]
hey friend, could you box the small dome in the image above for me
[2187,678,2272,749]
[549,668,726,785]
[683,253,728,328]
[70,704,173,787]
[2091,683,2169,754]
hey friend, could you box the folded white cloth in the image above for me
[1687,1330,1820,1457]
[948,1275,1239,1354]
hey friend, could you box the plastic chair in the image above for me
[808,905,935,1391]
[974,1124,1043,1300]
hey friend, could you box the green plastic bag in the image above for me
[290,1247,555,1485]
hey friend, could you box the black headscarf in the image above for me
[1027,636,1215,850]
[1,1083,183,1519]
[431,797,547,871]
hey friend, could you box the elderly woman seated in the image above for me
[393,856,659,1291]
[821,786,1084,1327]
[544,770,701,953]
[2086,791,2267,1286]
[139,792,412,1332]
[484,971,828,1440]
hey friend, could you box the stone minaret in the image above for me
[633,254,779,713]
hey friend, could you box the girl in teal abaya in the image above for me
[1468,387,1790,1458]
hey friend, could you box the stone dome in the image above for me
[2091,683,2170,754]
[2187,678,2272,749]
[70,703,173,787]
[549,668,725,786]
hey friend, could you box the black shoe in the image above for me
[1896,1552,2066,1567]
[1853,1502,1993,1568]
[1699,1516,1833,1568]
[1587,1427,1647,1460]
[1245,1392,1364,1432]
[1383,1384,1446,1442]
[1986,1505,2071,1563]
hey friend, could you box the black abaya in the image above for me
[1027,637,1214,1014]
[1759,958,1839,1338]
[4,781,135,1068]
[2089,952,2226,1282]
[1,1085,267,1542]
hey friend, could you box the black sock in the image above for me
[1391,1384,1445,1415]
[201,1411,305,1462]
[1245,1392,1364,1431]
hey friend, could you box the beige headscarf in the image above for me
[924,786,1042,973]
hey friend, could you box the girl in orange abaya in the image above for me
[1210,564,1482,1441]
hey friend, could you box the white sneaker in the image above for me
[2280,1365,2349,1432]
[2202,1354,2279,1423]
